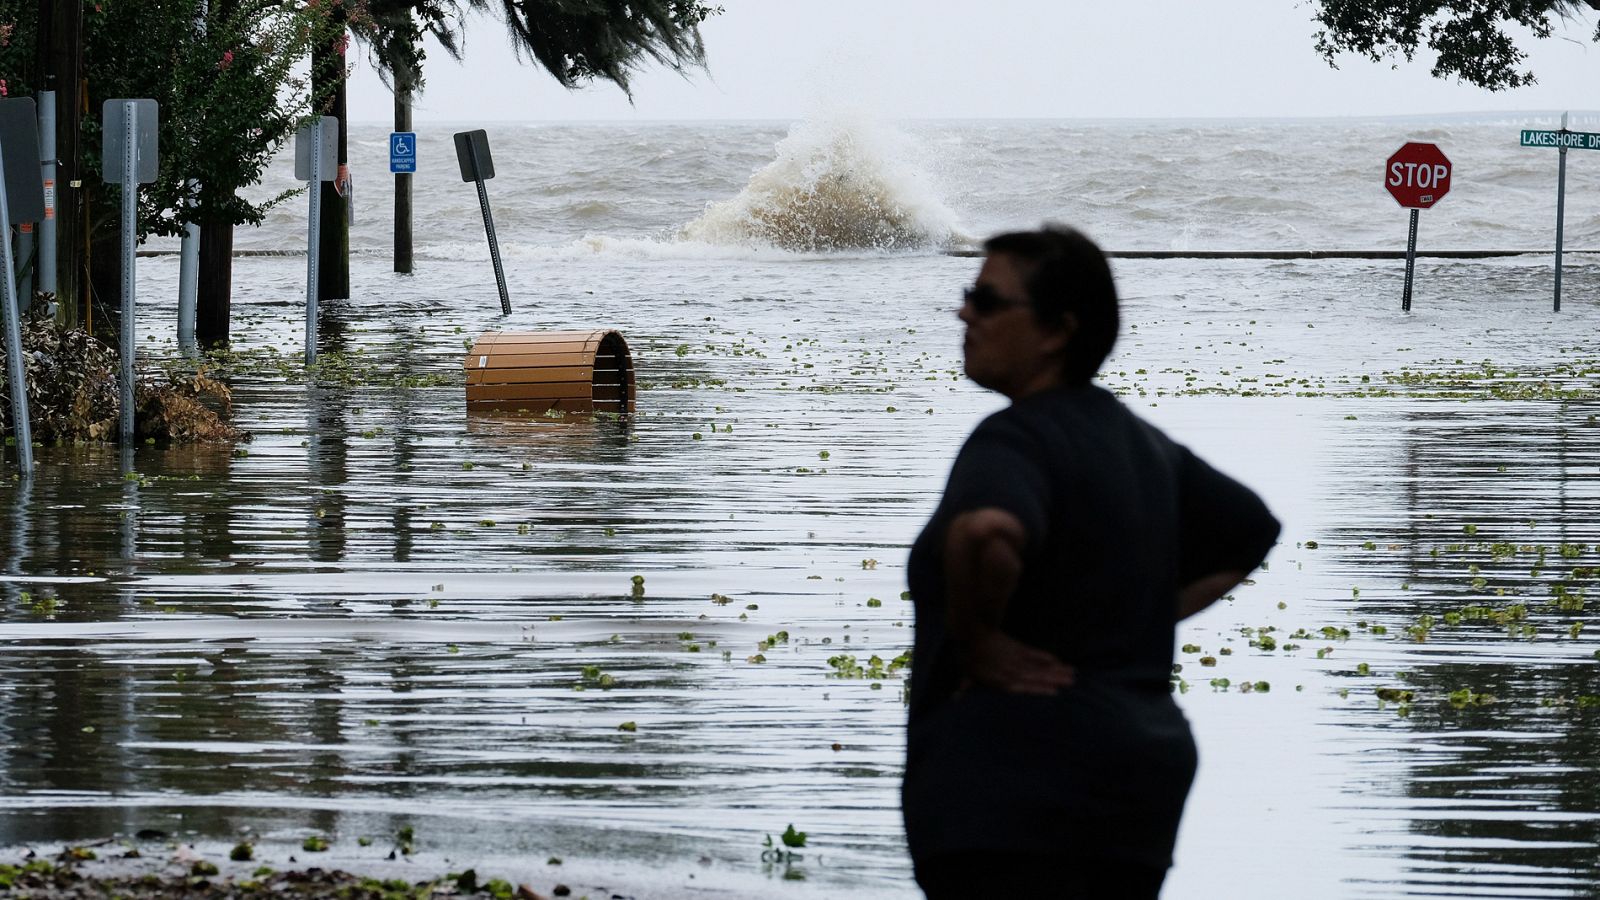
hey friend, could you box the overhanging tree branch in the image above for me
[1312,0,1597,91]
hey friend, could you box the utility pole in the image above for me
[394,63,413,275]
[41,0,83,328]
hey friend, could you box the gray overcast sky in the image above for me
[346,1,1600,123]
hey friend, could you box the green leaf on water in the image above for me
[781,824,808,848]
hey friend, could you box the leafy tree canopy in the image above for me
[0,1,340,237]
[1312,0,1599,91]
[354,0,720,97]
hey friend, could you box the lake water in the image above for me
[3,117,1600,898]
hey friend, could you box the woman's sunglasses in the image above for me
[962,285,1031,316]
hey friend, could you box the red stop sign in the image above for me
[1386,142,1452,209]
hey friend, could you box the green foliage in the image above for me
[1311,0,1597,90]
[79,1,342,237]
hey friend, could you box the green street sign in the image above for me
[1521,129,1600,149]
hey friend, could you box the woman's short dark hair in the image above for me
[983,226,1118,385]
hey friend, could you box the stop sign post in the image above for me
[1386,142,1452,312]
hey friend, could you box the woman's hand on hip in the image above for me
[962,630,1076,695]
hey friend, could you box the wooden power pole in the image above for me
[41,0,84,328]
[394,70,413,274]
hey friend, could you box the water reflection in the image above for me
[1317,400,1600,896]
[3,255,1600,896]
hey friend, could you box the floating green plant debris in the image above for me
[826,651,910,680]
[229,843,253,861]
[302,835,329,852]
[618,721,637,732]
[1447,688,1496,708]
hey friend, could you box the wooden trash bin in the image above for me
[465,330,636,415]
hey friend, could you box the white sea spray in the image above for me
[679,115,963,253]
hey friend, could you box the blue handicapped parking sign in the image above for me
[389,132,416,173]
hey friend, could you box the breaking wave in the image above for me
[680,116,963,253]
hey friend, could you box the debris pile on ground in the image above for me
[0,852,579,900]
[0,301,245,444]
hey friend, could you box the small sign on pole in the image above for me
[0,97,45,473]
[453,129,511,315]
[295,116,337,365]
[389,132,416,174]
[1518,114,1594,312]
[102,98,158,448]
[1384,141,1452,312]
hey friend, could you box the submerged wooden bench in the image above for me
[464,330,636,415]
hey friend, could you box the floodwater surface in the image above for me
[5,118,1600,898]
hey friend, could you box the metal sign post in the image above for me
[453,129,511,315]
[103,99,158,448]
[1384,141,1452,312]
[1402,209,1419,312]
[295,116,338,365]
[1516,115,1600,312]
[1556,138,1567,314]
[0,144,30,473]
[0,98,47,474]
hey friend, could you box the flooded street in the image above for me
[3,247,1599,897]
[7,110,1600,896]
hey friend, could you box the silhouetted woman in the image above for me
[903,227,1280,899]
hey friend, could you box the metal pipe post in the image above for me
[0,141,34,472]
[305,122,322,365]
[1555,144,1567,314]
[1401,208,1418,312]
[37,90,56,302]
[177,218,198,351]
[119,101,138,446]
[176,2,205,352]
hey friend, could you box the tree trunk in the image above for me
[312,9,349,301]
[89,224,118,342]
[197,219,233,348]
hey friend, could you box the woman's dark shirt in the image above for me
[902,384,1280,868]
